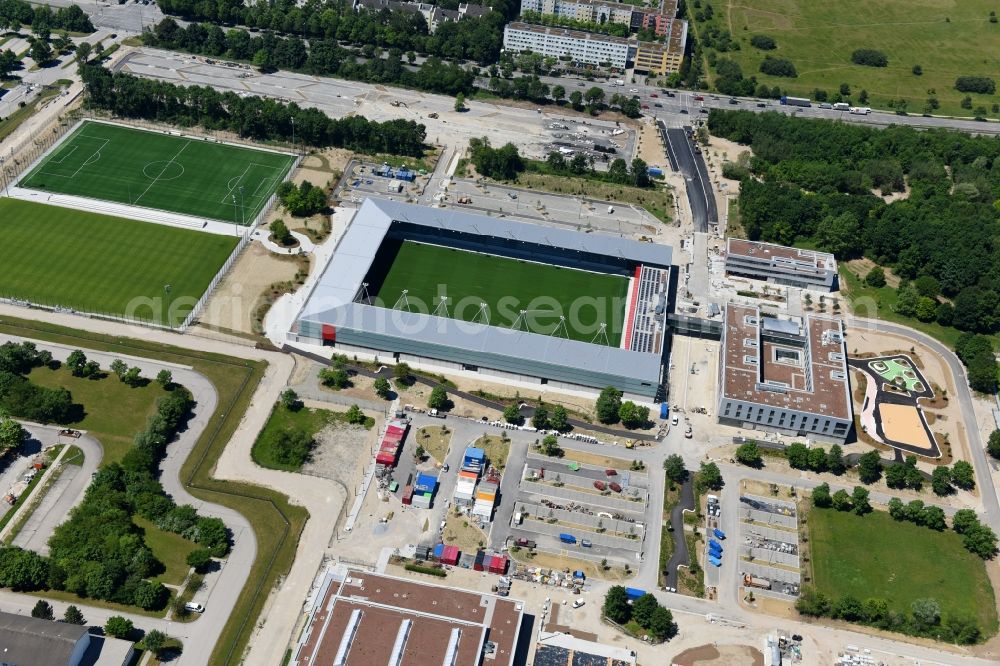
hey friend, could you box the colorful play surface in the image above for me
[868,358,925,393]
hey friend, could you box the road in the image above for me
[661,125,712,232]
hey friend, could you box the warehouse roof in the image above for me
[0,612,88,666]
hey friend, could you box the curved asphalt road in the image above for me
[0,335,255,666]
[661,478,694,588]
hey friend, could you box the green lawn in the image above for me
[369,240,630,345]
[27,365,168,464]
[0,199,237,326]
[135,515,198,587]
[809,507,997,634]
[20,120,295,222]
[699,0,1000,118]
[252,403,371,471]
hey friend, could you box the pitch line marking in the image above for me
[133,139,192,206]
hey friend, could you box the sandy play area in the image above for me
[671,644,765,666]
[880,403,934,449]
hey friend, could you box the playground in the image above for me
[850,354,938,457]
[867,357,925,394]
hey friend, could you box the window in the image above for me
[830,370,846,380]
[743,355,758,365]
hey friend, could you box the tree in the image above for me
[186,548,213,572]
[734,441,762,468]
[663,454,687,484]
[963,524,998,559]
[834,595,863,621]
[631,593,658,627]
[884,463,907,489]
[618,401,649,429]
[807,446,828,472]
[602,586,631,624]
[427,386,449,411]
[595,387,622,424]
[272,429,313,467]
[503,403,522,425]
[549,405,568,431]
[280,389,300,411]
[30,38,52,66]
[454,92,465,111]
[826,445,845,474]
[539,435,562,457]
[812,483,832,508]
[631,158,650,188]
[988,430,1000,460]
[414,444,425,460]
[105,616,133,639]
[155,369,173,389]
[921,505,947,531]
[319,367,350,389]
[831,489,852,511]
[865,267,886,288]
[62,605,85,625]
[887,497,905,520]
[931,466,953,495]
[647,605,677,640]
[857,451,882,484]
[786,442,809,469]
[374,377,391,399]
[851,49,888,67]
[345,404,366,425]
[859,89,869,103]
[863,597,889,625]
[31,599,53,620]
[697,462,724,490]
[953,509,979,534]
[393,362,412,386]
[110,359,127,379]
[910,598,941,630]
[140,629,168,655]
[133,580,167,610]
[569,90,583,109]
[0,417,25,453]
[66,350,87,376]
[269,219,293,245]
[951,460,975,490]
[531,405,548,430]
[851,486,871,515]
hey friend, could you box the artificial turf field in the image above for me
[808,507,997,635]
[370,240,629,345]
[20,121,295,222]
[0,199,237,326]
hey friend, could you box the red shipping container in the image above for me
[401,485,413,505]
[593,480,606,491]
[474,551,486,571]
[441,546,460,565]
[609,482,622,493]
[489,555,508,575]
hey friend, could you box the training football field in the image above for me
[19,121,295,222]
[371,240,629,345]
[0,199,237,327]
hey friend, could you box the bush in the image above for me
[759,56,797,78]
[595,386,622,424]
[852,49,888,67]
[865,267,886,287]
[405,563,446,577]
[955,76,996,94]
[105,616,133,639]
[750,34,776,50]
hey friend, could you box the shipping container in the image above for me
[605,469,618,476]
[713,528,726,540]
[609,482,622,493]
[459,552,476,569]
[646,167,663,177]
[441,545,460,565]
[474,550,487,571]
[708,555,722,567]
[489,555,509,574]
[559,533,577,544]
[433,543,445,560]
[401,485,413,505]
[660,403,669,420]
[709,539,723,551]
[593,480,606,491]
[624,587,646,600]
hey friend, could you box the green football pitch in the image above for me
[370,240,630,345]
[19,121,295,222]
[0,199,237,326]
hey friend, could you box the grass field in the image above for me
[252,403,372,471]
[135,515,199,586]
[697,0,1000,117]
[0,199,237,326]
[808,507,997,634]
[369,240,629,345]
[20,121,295,221]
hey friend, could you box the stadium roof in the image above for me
[296,199,671,395]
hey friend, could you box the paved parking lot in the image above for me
[737,494,801,600]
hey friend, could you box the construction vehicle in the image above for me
[743,574,771,590]
[390,100,407,107]
[457,196,471,204]
[428,112,439,119]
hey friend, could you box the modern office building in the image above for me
[725,239,838,292]
[718,304,853,442]
[291,569,523,666]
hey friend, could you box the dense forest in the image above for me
[709,110,1000,388]
[143,18,477,96]
[81,63,428,157]
[0,0,94,33]
[0,343,228,610]
[154,0,517,63]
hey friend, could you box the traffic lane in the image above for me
[665,127,708,232]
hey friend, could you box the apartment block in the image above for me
[503,21,634,68]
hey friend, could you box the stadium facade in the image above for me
[291,198,672,399]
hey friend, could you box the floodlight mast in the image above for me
[392,289,410,311]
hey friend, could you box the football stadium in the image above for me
[293,199,673,399]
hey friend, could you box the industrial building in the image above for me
[291,569,523,666]
[0,612,134,666]
[292,198,672,400]
[725,239,838,292]
[717,304,853,442]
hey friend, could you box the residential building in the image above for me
[503,22,634,68]
[633,26,685,75]
[725,239,838,292]
[291,569,524,665]
[353,0,489,33]
[717,304,853,442]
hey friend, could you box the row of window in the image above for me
[722,401,848,435]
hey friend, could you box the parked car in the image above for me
[654,103,663,107]
[650,93,658,98]
[629,88,639,93]
[184,602,205,613]
[572,600,585,608]
[641,104,649,109]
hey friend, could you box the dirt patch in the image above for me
[302,420,376,488]
[561,449,641,471]
[880,404,933,449]
[510,548,630,581]
[416,425,452,464]
[474,434,510,471]
[844,258,900,288]
[198,241,302,335]
[672,644,765,666]
[637,118,668,167]
[442,509,488,551]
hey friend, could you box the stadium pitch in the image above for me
[0,199,237,327]
[369,240,630,345]
[19,121,295,222]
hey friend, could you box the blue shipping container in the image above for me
[660,403,669,420]
[713,528,726,540]
[647,167,664,177]
[708,556,722,567]
[709,539,723,551]
[625,587,646,600]
[559,533,577,544]
[433,543,445,559]
[709,543,723,554]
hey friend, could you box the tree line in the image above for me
[708,109,1000,370]
[81,63,427,157]
[154,0,515,64]
[0,342,75,424]
[0,0,94,34]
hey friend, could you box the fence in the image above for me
[0,110,83,194]
[180,226,253,331]
[0,293,178,332]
